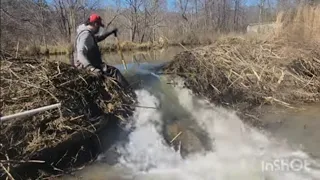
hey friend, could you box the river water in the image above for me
[54,48,320,180]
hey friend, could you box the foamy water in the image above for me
[108,78,320,180]
[70,78,320,180]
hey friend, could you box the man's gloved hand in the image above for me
[112,28,118,37]
[87,65,103,76]
[91,68,102,75]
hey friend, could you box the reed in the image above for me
[275,4,320,43]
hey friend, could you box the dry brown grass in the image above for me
[274,4,320,44]
[23,44,73,56]
[0,55,136,179]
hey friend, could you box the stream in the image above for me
[52,47,320,180]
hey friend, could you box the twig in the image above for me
[5,154,10,180]
[105,10,119,28]
[78,75,88,86]
[55,150,68,166]
[228,75,243,88]
[156,72,195,76]
[277,70,285,84]
[210,84,221,94]
[302,76,315,89]
[286,71,306,83]
[72,146,84,163]
[0,160,45,164]
[313,57,320,64]
[70,115,85,121]
[0,163,14,180]
[9,69,20,80]
[244,113,260,121]
[57,63,61,75]
[170,131,182,144]
[121,104,157,109]
[263,97,294,108]
[250,66,261,82]
[57,77,81,87]
[51,165,64,172]
[15,41,19,58]
[1,78,59,103]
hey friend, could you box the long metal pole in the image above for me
[0,103,61,122]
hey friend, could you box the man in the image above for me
[72,13,129,88]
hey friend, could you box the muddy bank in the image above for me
[0,55,136,179]
[164,37,320,127]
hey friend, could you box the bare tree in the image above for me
[53,0,100,43]
[259,0,266,24]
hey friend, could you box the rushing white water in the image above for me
[103,78,320,180]
[67,76,320,180]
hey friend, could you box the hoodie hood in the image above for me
[76,24,90,34]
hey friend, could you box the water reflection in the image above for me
[102,46,185,66]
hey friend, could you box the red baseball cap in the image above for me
[89,13,104,27]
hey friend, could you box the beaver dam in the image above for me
[0,54,137,179]
[164,37,320,127]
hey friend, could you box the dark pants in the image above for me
[74,60,130,89]
[101,64,130,89]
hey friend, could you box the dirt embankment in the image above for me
[0,54,136,179]
[164,37,320,126]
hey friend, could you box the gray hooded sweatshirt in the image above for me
[73,24,115,69]
[73,24,102,69]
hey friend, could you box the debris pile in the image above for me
[164,37,320,125]
[0,56,136,179]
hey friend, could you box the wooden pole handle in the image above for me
[115,36,127,70]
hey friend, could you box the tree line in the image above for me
[1,0,319,50]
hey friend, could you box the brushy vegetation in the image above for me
[0,54,136,179]
[23,44,73,56]
[164,5,320,127]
